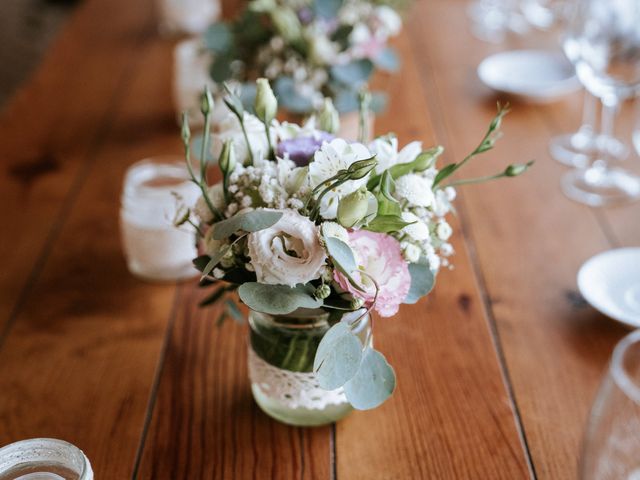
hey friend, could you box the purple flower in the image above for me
[297,7,314,24]
[276,132,334,166]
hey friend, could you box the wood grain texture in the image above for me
[0,14,185,480]
[136,284,332,480]
[408,1,640,478]
[0,0,156,332]
[335,31,531,480]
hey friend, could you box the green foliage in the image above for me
[212,210,283,240]
[366,214,413,233]
[238,283,323,314]
[344,348,396,410]
[314,322,363,389]
[203,23,233,53]
[404,261,435,304]
[273,77,315,113]
[374,47,400,72]
[330,59,374,86]
[314,0,344,19]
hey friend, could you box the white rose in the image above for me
[194,183,225,223]
[212,113,274,165]
[247,209,326,287]
[308,138,373,219]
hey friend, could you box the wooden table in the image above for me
[1,0,638,477]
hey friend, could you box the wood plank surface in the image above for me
[409,1,640,478]
[136,28,530,479]
[0,5,185,478]
[0,0,155,333]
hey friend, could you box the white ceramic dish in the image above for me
[578,248,640,328]
[477,50,581,103]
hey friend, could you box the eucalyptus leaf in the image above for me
[374,47,400,72]
[313,322,362,390]
[191,134,215,163]
[344,348,396,410]
[203,23,233,53]
[325,237,356,275]
[404,261,435,304]
[274,77,314,113]
[225,299,245,324]
[199,286,229,307]
[212,210,283,240]
[366,214,414,233]
[210,51,235,82]
[201,244,232,277]
[314,0,343,19]
[238,283,322,314]
[330,59,374,86]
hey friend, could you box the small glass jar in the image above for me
[248,308,370,426]
[157,0,220,36]
[120,156,200,282]
[0,438,93,479]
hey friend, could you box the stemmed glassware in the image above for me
[561,0,640,206]
[580,330,640,479]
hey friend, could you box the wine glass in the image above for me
[561,0,640,207]
[580,330,640,479]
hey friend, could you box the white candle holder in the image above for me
[120,156,201,282]
[157,0,220,36]
[0,438,93,479]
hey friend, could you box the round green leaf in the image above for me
[404,261,435,304]
[344,348,396,410]
[314,322,362,390]
[212,210,283,240]
[238,282,322,315]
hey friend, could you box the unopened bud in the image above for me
[255,78,278,124]
[350,297,365,310]
[271,7,302,42]
[200,86,214,115]
[337,187,370,228]
[318,98,340,134]
[315,284,331,300]
[413,146,443,171]
[219,140,237,174]
[347,157,377,180]
[181,112,191,143]
[505,161,533,177]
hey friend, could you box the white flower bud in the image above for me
[255,78,278,124]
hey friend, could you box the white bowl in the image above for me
[578,248,640,328]
[477,50,581,103]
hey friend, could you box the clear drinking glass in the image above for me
[561,0,640,206]
[580,330,640,479]
[468,0,530,43]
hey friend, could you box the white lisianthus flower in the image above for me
[309,139,373,219]
[212,113,274,165]
[369,136,422,174]
[436,220,453,241]
[320,221,350,244]
[400,212,430,241]
[247,209,326,287]
[395,174,434,207]
[194,183,225,223]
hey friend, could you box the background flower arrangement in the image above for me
[177,79,532,414]
[201,0,403,115]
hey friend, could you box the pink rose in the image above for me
[334,230,411,317]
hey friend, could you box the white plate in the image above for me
[578,248,640,328]
[477,50,581,103]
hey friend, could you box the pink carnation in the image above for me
[334,230,411,317]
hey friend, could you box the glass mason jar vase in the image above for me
[248,308,370,426]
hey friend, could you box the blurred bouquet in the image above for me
[201,0,403,115]
[177,80,531,415]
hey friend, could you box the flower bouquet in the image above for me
[177,80,531,426]
[200,0,403,121]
